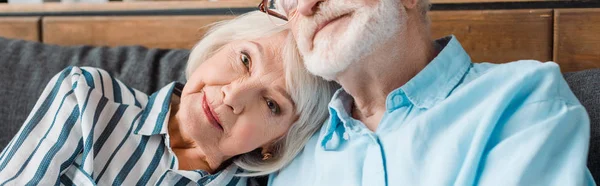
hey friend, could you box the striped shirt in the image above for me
[0,66,246,186]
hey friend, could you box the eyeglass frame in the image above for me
[258,0,289,21]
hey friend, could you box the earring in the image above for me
[262,152,272,160]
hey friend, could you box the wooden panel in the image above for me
[0,17,40,42]
[0,0,259,13]
[430,9,553,64]
[554,8,600,72]
[43,16,234,49]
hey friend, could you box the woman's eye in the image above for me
[240,52,251,70]
[266,99,281,115]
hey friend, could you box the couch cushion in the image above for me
[0,37,190,150]
[564,68,600,184]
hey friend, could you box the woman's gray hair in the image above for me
[186,11,339,176]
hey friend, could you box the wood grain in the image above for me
[0,1,260,13]
[42,15,235,49]
[430,9,553,64]
[554,8,600,72]
[0,17,40,42]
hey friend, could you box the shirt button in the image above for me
[343,131,350,140]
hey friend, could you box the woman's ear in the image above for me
[260,144,274,160]
[261,143,273,154]
[260,133,287,158]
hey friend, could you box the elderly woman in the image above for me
[0,11,338,185]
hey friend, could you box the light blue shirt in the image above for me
[0,66,246,186]
[269,36,595,186]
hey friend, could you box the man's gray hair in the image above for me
[186,11,339,176]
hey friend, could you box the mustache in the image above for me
[296,0,360,51]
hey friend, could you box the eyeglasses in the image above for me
[258,0,289,21]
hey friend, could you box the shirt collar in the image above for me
[320,89,355,150]
[159,164,241,185]
[134,82,185,136]
[321,35,471,150]
[387,35,471,110]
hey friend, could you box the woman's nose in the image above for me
[298,0,325,16]
[221,83,251,115]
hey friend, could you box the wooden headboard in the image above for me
[0,0,599,72]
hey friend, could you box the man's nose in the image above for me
[298,0,325,16]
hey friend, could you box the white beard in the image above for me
[295,0,405,81]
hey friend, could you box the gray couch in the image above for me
[1,37,599,183]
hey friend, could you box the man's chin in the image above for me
[304,54,353,81]
[305,67,340,81]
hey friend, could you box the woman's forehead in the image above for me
[238,31,291,83]
[254,30,289,50]
[276,0,298,15]
[253,31,290,65]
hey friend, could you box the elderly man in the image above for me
[265,0,596,185]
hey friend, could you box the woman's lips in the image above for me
[202,94,223,131]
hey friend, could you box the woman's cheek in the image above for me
[179,95,205,136]
[224,122,263,155]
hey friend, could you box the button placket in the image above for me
[363,141,387,186]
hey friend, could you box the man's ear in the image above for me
[401,0,419,10]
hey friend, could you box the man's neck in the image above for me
[336,26,437,131]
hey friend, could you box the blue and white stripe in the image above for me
[0,66,245,186]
